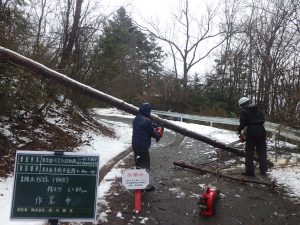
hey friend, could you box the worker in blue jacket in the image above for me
[132,103,161,191]
[238,97,267,177]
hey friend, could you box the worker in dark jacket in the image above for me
[238,97,267,177]
[132,103,161,191]
[132,103,161,169]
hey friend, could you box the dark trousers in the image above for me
[245,136,267,175]
[134,151,150,170]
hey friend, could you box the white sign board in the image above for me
[122,169,149,190]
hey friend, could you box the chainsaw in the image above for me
[226,128,247,147]
[197,187,220,217]
[155,126,164,138]
[154,121,165,138]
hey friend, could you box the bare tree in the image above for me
[140,0,227,88]
[216,0,300,125]
[59,0,83,70]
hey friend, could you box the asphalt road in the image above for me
[90,116,300,225]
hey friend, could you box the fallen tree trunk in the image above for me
[0,46,267,164]
[173,161,276,188]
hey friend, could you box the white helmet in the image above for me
[238,97,250,106]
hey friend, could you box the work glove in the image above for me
[155,134,161,142]
[239,134,246,143]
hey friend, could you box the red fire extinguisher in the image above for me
[197,187,220,217]
[155,126,164,138]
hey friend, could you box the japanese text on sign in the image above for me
[11,151,100,221]
[122,169,149,189]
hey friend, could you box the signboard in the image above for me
[11,150,100,221]
[122,169,149,190]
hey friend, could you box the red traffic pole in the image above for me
[134,189,142,213]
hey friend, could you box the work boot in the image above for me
[260,171,267,176]
[241,172,255,177]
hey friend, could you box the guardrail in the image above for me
[152,110,300,143]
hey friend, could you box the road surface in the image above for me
[90,116,300,225]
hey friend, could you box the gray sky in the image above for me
[102,0,224,76]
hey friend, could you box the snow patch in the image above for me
[139,217,149,224]
[169,187,186,198]
[116,211,124,219]
[269,166,300,202]
[91,108,134,119]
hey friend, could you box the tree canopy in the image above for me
[0,0,299,127]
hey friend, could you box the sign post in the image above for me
[122,169,149,213]
[134,189,142,213]
[11,150,100,222]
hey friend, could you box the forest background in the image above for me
[0,0,299,163]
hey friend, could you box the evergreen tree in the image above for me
[0,0,35,118]
[91,7,165,103]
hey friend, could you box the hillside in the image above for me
[0,101,115,177]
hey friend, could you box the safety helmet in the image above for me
[238,97,250,106]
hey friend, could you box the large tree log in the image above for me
[173,161,276,188]
[0,46,265,163]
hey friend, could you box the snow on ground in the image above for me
[76,119,132,169]
[170,120,239,144]
[90,108,134,119]
[269,166,300,200]
[0,108,299,224]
